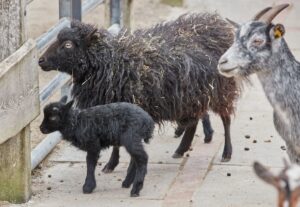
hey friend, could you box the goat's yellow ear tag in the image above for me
[273,24,285,39]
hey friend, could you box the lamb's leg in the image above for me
[202,113,214,143]
[102,146,120,173]
[173,122,198,158]
[128,145,148,197]
[220,115,232,162]
[122,158,137,188]
[83,150,100,194]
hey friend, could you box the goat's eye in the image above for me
[252,39,264,47]
[64,41,73,49]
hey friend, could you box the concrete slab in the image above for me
[191,165,280,207]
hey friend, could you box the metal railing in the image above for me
[31,0,122,170]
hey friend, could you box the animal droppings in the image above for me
[47,187,51,190]
[158,161,163,164]
[253,140,257,143]
[48,174,52,178]
[264,140,271,143]
[245,135,250,139]
[227,173,231,177]
[250,117,253,120]
[244,147,250,151]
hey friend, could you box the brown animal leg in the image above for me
[173,121,198,158]
[220,114,232,162]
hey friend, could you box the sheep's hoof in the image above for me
[172,152,183,159]
[130,193,140,197]
[221,157,231,162]
[204,135,213,143]
[102,165,114,174]
[122,181,131,188]
[82,182,96,194]
[174,134,181,138]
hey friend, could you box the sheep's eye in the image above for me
[64,41,73,49]
[49,116,59,122]
[252,38,264,47]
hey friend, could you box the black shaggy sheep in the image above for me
[40,96,154,197]
[39,13,240,172]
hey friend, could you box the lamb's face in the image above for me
[40,102,65,134]
[38,21,98,78]
[40,96,73,134]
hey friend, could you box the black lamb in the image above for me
[38,13,240,172]
[40,96,155,197]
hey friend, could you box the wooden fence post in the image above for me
[0,0,39,203]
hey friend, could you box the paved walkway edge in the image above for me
[162,138,223,207]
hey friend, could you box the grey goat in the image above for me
[217,4,300,163]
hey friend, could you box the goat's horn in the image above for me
[259,4,290,24]
[252,7,272,21]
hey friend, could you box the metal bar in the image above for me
[36,18,70,51]
[72,0,82,21]
[31,132,62,170]
[82,0,104,16]
[59,0,72,19]
[111,0,121,25]
[59,0,81,21]
[39,73,71,106]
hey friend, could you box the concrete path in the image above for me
[4,76,289,207]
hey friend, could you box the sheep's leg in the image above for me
[173,122,198,158]
[102,146,120,173]
[202,113,214,143]
[122,158,137,188]
[83,150,100,194]
[220,115,232,162]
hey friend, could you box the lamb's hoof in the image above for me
[204,135,213,143]
[130,193,140,197]
[102,165,114,174]
[174,134,181,138]
[172,152,183,159]
[122,181,131,188]
[82,182,96,194]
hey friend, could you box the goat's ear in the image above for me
[65,100,74,110]
[85,28,98,45]
[60,95,68,104]
[270,24,285,40]
[253,162,281,189]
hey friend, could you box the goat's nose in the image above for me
[38,57,46,65]
[218,58,228,65]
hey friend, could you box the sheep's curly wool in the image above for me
[69,13,239,123]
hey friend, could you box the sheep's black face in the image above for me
[39,21,98,80]
[40,96,73,134]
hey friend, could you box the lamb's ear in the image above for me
[85,28,98,45]
[65,100,74,110]
[253,162,281,189]
[60,95,68,104]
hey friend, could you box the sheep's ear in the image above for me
[85,28,98,45]
[270,24,285,40]
[65,100,74,110]
[253,162,281,189]
[60,95,68,104]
